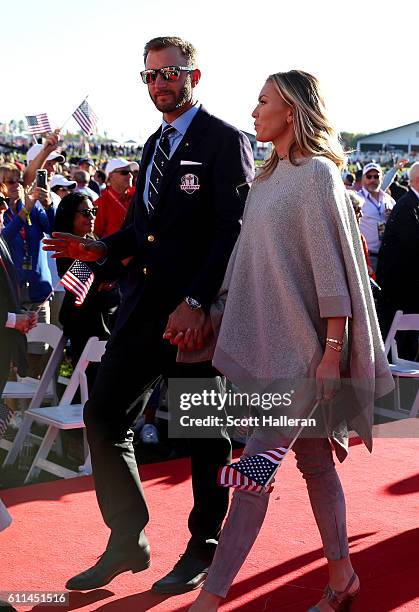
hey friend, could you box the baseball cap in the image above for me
[26,143,65,164]
[50,174,77,190]
[362,162,381,176]
[105,158,139,175]
[80,158,95,166]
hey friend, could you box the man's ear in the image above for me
[191,68,201,88]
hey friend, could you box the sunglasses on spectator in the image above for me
[112,169,133,176]
[140,66,194,84]
[77,207,98,218]
[365,174,380,180]
[0,196,9,206]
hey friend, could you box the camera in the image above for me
[36,169,48,189]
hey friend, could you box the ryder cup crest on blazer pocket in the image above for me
[180,174,201,195]
[179,161,203,194]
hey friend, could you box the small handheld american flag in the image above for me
[26,113,51,135]
[61,260,94,306]
[218,402,320,493]
[218,447,288,493]
[0,403,13,439]
[72,98,98,135]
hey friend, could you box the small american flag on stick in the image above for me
[26,113,51,135]
[218,447,288,493]
[61,260,94,306]
[72,98,98,135]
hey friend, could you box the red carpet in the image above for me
[1,424,419,611]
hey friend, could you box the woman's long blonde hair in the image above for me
[258,70,346,180]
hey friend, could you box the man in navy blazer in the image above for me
[44,36,254,594]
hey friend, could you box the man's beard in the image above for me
[151,81,192,113]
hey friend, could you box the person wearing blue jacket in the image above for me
[0,163,55,369]
[0,164,55,307]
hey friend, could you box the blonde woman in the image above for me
[189,71,393,611]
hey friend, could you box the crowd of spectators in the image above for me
[343,159,419,360]
[0,132,418,457]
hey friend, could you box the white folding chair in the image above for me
[382,311,419,418]
[2,337,107,482]
[0,323,66,453]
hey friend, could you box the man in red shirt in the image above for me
[94,159,139,237]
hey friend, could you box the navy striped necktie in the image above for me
[146,125,176,215]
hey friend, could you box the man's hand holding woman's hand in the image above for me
[163,301,212,352]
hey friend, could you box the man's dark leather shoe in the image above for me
[151,554,210,594]
[65,545,150,590]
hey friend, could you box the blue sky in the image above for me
[2,0,418,143]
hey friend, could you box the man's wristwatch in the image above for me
[184,296,202,310]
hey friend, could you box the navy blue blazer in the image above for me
[103,106,254,331]
[377,187,419,309]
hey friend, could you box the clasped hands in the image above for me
[163,301,212,352]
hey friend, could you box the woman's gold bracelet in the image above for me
[326,341,343,352]
[326,337,343,346]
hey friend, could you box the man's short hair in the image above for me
[95,169,106,182]
[143,36,197,67]
[73,170,89,184]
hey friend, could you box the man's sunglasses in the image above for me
[0,196,9,206]
[77,207,98,218]
[140,65,194,84]
[365,174,380,180]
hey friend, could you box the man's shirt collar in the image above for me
[360,186,386,203]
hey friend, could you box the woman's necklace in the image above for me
[278,153,288,161]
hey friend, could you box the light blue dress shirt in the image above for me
[143,102,200,206]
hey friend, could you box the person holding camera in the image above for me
[17,133,68,348]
